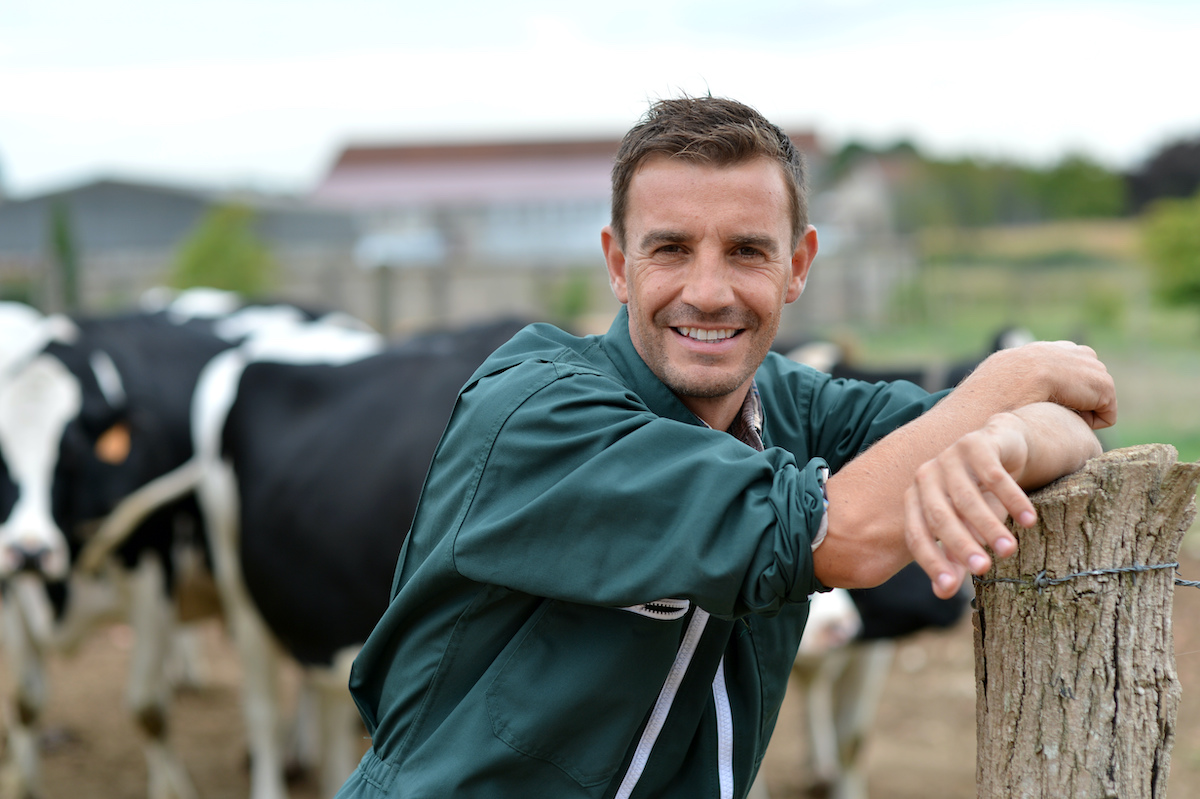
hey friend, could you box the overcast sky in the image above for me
[3,0,1198,198]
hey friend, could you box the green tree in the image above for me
[170,203,277,295]
[1037,154,1127,219]
[49,200,80,310]
[1142,191,1200,312]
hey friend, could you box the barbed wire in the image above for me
[973,562,1200,593]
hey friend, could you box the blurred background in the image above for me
[4,2,1200,797]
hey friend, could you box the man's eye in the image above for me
[735,247,763,258]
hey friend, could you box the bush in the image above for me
[170,203,277,296]
[1142,192,1200,311]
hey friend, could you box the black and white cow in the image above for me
[779,326,1036,393]
[88,316,531,799]
[0,306,236,799]
[0,294,370,799]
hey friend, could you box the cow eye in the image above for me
[95,422,131,465]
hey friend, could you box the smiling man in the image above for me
[334,96,1115,799]
[602,154,814,432]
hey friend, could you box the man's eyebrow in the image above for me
[729,234,782,255]
[639,229,689,249]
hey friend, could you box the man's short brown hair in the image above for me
[610,95,808,248]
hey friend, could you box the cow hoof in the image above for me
[803,782,832,799]
[38,726,82,754]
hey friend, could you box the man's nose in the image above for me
[680,252,734,312]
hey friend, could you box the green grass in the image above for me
[820,247,1200,465]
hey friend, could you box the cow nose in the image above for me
[1,542,57,578]
[16,545,53,574]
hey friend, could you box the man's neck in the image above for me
[678,385,752,432]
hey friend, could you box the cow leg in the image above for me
[165,624,209,693]
[284,673,321,780]
[226,593,287,799]
[792,647,853,797]
[200,462,289,799]
[126,551,198,799]
[827,641,895,799]
[311,648,364,798]
[47,566,128,656]
[165,532,217,692]
[1,577,54,799]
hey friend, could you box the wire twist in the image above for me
[973,561,1200,593]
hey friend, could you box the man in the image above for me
[334,96,1114,799]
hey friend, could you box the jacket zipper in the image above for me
[712,657,734,799]
[614,607,710,799]
[620,597,691,621]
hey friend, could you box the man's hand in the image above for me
[903,404,1101,599]
[816,342,1113,593]
[958,341,1117,430]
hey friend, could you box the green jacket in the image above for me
[336,307,943,799]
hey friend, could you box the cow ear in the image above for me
[95,422,131,465]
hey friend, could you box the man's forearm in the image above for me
[812,341,1114,590]
[816,393,1008,588]
[1004,402,1102,488]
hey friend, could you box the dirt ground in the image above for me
[10,543,1200,799]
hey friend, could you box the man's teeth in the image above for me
[677,327,736,342]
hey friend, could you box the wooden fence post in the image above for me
[973,444,1200,799]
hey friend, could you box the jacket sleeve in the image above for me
[444,364,829,619]
[756,355,949,474]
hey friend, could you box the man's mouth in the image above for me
[674,327,740,342]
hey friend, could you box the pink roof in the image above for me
[311,139,619,208]
[311,133,823,210]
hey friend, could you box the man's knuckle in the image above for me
[976,462,1008,485]
[948,486,980,510]
[923,504,953,529]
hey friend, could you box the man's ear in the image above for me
[601,226,629,304]
[786,225,819,304]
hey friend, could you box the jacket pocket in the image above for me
[485,600,683,788]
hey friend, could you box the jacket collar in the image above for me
[600,305,706,428]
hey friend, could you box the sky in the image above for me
[2,0,1199,199]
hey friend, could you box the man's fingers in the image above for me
[904,486,967,599]
[1039,343,1118,427]
[914,462,994,576]
[939,455,1025,558]
[980,341,1118,427]
[905,425,1035,598]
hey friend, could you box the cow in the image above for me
[0,306,237,799]
[0,294,371,799]
[779,326,1036,393]
[84,316,531,799]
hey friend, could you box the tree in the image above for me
[170,203,277,296]
[1037,154,1127,219]
[1141,191,1200,312]
[49,200,80,310]
[1127,136,1200,213]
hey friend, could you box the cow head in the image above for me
[0,311,84,580]
[0,332,168,581]
[0,354,83,579]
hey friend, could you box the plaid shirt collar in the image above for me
[719,382,766,452]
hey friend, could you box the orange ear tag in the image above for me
[95,422,132,465]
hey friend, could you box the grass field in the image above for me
[803,220,1200,464]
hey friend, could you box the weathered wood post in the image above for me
[973,444,1200,798]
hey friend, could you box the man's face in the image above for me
[602,155,818,427]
